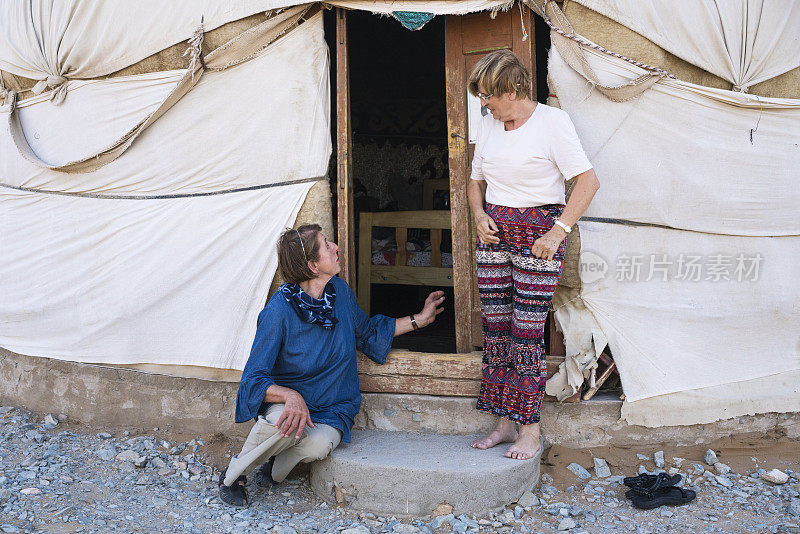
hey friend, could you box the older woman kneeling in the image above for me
[218,224,445,506]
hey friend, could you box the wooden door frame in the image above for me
[444,8,536,352]
[443,15,472,353]
[333,6,574,398]
[335,6,536,354]
[336,7,356,288]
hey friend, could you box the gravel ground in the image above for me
[1,405,799,533]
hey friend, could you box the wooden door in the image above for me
[444,7,536,352]
[336,8,356,288]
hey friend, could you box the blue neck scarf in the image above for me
[279,281,337,329]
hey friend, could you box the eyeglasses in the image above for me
[476,92,493,101]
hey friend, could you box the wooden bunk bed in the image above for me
[357,209,453,316]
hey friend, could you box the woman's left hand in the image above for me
[417,290,446,327]
[532,227,567,261]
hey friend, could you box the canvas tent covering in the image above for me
[530,0,800,426]
[0,1,508,372]
[1,0,799,427]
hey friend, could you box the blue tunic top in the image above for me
[235,275,395,442]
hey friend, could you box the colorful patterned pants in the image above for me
[475,202,566,425]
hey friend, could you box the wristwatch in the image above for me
[410,314,419,330]
[554,219,572,234]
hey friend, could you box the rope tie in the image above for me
[535,0,675,79]
[0,74,10,105]
[3,88,17,111]
[521,0,673,102]
[31,74,69,104]
[183,20,205,80]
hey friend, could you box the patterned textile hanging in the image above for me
[391,11,435,31]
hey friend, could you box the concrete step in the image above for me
[310,430,542,516]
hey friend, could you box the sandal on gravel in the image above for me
[631,486,696,510]
[623,472,681,489]
[255,457,276,489]
[218,468,248,507]
[624,472,682,500]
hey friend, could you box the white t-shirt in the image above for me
[470,103,593,207]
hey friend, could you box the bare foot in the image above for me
[471,427,518,450]
[505,430,541,460]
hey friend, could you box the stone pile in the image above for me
[1,405,799,533]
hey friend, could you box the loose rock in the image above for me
[593,458,611,478]
[715,476,733,487]
[788,499,800,517]
[429,514,453,529]
[567,463,592,480]
[43,414,59,428]
[517,491,537,508]
[704,449,718,466]
[762,469,789,484]
[714,462,732,475]
[115,449,140,462]
[654,451,665,468]
[432,503,453,516]
[557,517,577,531]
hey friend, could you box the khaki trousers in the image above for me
[222,403,342,487]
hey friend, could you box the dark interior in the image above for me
[323,8,555,354]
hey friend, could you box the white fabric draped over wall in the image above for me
[0,0,510,85]
[0,1,292,80]
[0,0,511,373]
[546,26,800,425]
[0,14,331,370]
[572,0,800,92]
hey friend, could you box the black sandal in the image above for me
[624,472,682,500]
[218,468,248,507]
[631,486,696,510]
[624,472,681,489]
[255,457,276,489]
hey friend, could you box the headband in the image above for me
[296,229,307,259]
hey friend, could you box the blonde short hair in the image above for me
[468,49,533,101]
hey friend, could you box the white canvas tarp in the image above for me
[571,0,800,92]
[0,0,510,87]
[544,6,800,425]
[0,13,332,370]
[0,0,514,374]
[0,1,292,80]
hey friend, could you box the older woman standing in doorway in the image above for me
[467,50,599,460]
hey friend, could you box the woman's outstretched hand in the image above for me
[417,290,446,327]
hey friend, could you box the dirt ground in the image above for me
[542,432,800,489]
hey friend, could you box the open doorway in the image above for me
[345,12,456,353]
